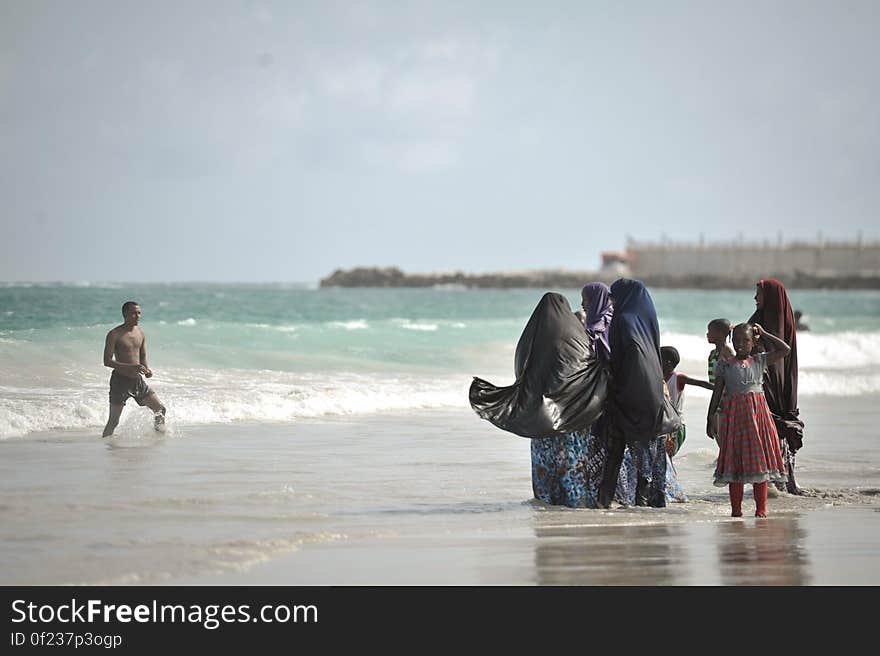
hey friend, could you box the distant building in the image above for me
[626,237,880,286]
[599,252,632,279]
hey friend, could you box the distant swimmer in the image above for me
[794,310,810,332]
[102,301,166,437]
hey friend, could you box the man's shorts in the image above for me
[109,370,153,406]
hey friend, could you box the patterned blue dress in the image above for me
[531,432,686,508]
[530,431,604,508]
[616,440,687,505]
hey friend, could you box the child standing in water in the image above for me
[707,323,789,517]
[660,346,713,456]
[706,319,735,447]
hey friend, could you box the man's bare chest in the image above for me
[115,331,143,353]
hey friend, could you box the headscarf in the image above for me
[748,278,804,451]
[469,292,608,438]
[606,279,675,443]
[582,282,613,362]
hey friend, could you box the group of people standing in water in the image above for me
[470,278,805,518]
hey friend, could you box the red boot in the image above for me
[754,482,768,517]
[729,483,744,517]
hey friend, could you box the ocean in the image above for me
[2,284,879,438]
[1,284,879,585]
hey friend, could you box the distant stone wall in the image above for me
[628,241,880,280]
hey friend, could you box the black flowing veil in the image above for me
[468,292,608,438]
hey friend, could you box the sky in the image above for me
[1,0,878,282]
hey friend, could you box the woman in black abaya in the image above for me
[597,279,678,508]
[469,292,608,507]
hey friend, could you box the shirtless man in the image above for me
[102,301,166,437]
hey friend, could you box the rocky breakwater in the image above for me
[319,267,606,288]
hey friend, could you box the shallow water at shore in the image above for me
[1,396,877,585]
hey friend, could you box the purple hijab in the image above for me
[582,282,613,361]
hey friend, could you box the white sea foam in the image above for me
[177,318,197,326]
[481,331,880,400]
[0,370,469,439]
[0,394,105,439]
[328,320,368,330]
[795,332,880,370]
[4,361,874,440]
[798,372,880,396]
[245,323,298,332]
[401,322,438,331]
[661,331,880,370]
[391,318,443,331]
[657,330,880,398]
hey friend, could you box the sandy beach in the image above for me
[1,394,878,586]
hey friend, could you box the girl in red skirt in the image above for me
[706,323,790,517]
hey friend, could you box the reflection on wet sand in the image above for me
[533,517,691,585]
[716,516,811,586]
[532,510,813,585]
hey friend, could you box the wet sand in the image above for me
[2,395,878,586]
[184,505,880,585]
[188,395,879,586]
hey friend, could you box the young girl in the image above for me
[707,323,790,517]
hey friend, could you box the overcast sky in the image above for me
[2,0,878,282]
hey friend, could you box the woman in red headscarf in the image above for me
[748,279,805,495]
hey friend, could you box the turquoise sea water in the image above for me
[1,284,879,585]
[1,284,878,438]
